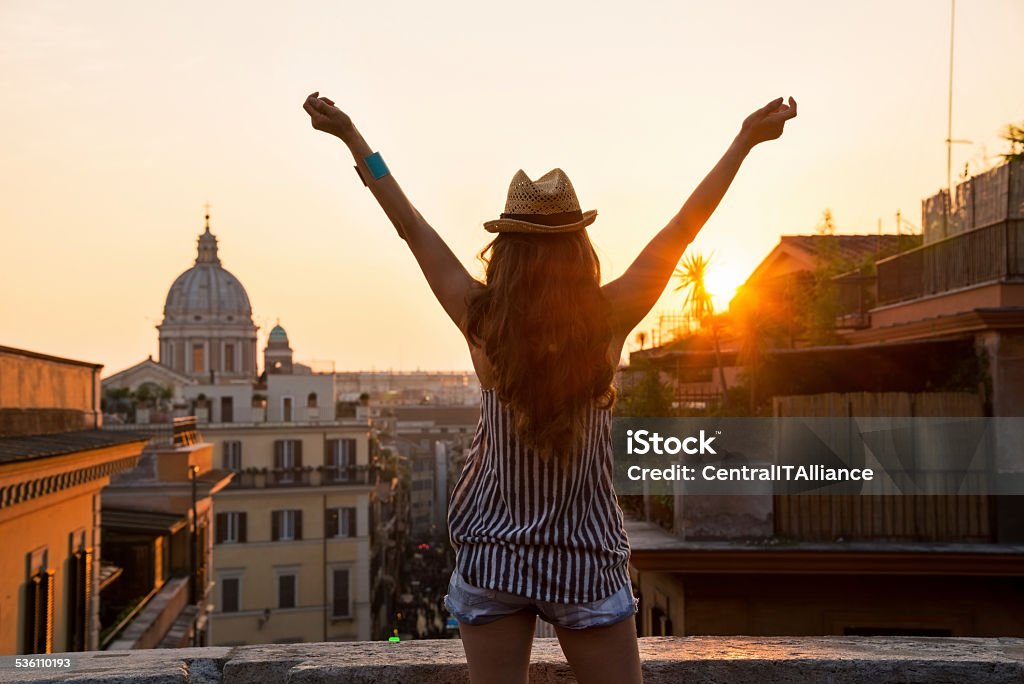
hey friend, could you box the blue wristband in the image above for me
[364,151,390,180]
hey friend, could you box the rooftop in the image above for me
[625,518,1024,575]
[0,429,150,465]
[779,234,919,263]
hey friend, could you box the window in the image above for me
[331,568,350,618]
[223,441,242,471]
[192,344,205,373]
[272,509,303,541]
[220,396,234,423]
[215,512,247,544]
[278,573,297,609]
[326,438,356,482]
[26,570,56,653]
[326,507,357,538]
[221,577,240,613]
[67,545,92,651]
[273,440,303,484]
[224,343,235,373]
[25,547,52,654]
[307,392,318,408]
[283,396,293,422]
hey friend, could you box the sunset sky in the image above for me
[2,1,1023,375]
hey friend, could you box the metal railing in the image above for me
[876,219,1024,305]
[227,466,371,489]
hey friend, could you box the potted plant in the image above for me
[193,393,210,423]
[251,393,267,422]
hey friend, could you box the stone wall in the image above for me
[0,347,101,435]
[1,636,1022,683]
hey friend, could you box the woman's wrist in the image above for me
[733,130,755,155]
[339,125,364,149]
[344,130,374,162]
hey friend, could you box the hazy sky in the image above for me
[2,1,1022,375]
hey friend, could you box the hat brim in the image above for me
[484,210,597,234]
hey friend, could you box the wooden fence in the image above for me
[772,392,993,542]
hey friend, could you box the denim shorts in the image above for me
[443,569,639,630]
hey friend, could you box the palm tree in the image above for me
[673,252,729,408]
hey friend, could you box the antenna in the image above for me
[944,0,972,196]
[945,0,955,194]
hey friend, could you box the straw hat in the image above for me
[484,168,597,233]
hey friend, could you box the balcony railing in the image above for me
[227,466,371,489]
[876,219,1024,305]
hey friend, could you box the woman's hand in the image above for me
[302,91,355,141]
[738,96,797,149]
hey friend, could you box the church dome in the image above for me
[268,324,288,342]
[163,225,253,323]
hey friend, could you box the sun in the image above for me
[702,261,747,313]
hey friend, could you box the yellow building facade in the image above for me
[207,423,373,644]
[0,346,147,655]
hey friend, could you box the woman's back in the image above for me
[448,387,631,604]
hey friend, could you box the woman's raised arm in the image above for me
[602,96,797,335]
[303,92,477,335]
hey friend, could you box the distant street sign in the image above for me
[446,617,459,630]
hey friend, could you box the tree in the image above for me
[1001,121,1024,162]
[673,252,729,407]
[799,210,848,345]
[615,357,673,417]
[157,384,173,409]
[133,383,155,408]
[732,296,777,412]
[103,386,134,418]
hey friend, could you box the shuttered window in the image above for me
[326,439,356,482]
[215,512,247,544]
[223,441,242,471]
[67,548,92,651]
[278,574,297,609]
[331,568,350,618]
[271,510,302,541]
[326,507,357,538]
[273,440,303,483]
[221,577,240,613]
[25,569,55,654]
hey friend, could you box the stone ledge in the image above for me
[2,636,1022,683]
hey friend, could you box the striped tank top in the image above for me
[447,388,631,604]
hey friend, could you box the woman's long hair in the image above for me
[466,229,616,470]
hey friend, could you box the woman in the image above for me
[303,91,796,683]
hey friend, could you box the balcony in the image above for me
[876,219,1024,306]
[226,466,372,489]
[17,637,1024,682]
